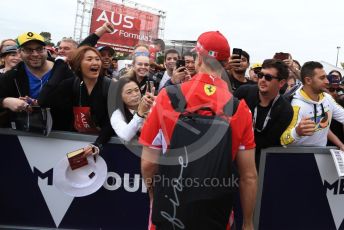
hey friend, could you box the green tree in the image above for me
[341,62,344,69]
[40,32,55,46]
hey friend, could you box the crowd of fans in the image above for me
[1,21,344,229]
[1,21,344,165]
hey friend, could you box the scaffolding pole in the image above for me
[73,0,94,42]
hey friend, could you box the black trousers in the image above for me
[155,194,233,230]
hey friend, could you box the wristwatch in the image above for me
[135,111,145,119]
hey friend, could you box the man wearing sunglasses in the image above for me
[234,59,293,168]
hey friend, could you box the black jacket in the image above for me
[39,74,114,149]
[234,84,293,167]
[0,32,100,105]
[0,60,74,129]
[229,74,256,92]
[79,33,100,47]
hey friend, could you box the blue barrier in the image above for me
[0,129,149,229]
[255,147,344,230]
[2,129,344,230]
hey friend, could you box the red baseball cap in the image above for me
[193,31,230,61]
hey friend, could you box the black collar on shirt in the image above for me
[229,74,255,91]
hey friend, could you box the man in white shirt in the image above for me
[281,61,344,147]
[158,49,179,90]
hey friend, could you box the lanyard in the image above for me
[79,81,84,106]
[253,95,280,132]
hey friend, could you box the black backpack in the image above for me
[152,84,239,228]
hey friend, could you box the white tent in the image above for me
[320,61,344,76]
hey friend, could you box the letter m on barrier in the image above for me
[324,180,338,195]
[33,167,53,185]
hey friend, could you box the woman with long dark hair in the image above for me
[110,77,154,142]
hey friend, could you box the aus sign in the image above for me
[90,3,160,49]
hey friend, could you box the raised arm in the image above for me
[79,22,115,47]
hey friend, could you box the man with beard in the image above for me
[0,32,73,129]
[281,61,344,147]
[226,49,255,91]
[235,59,293,168]
[0,32,56,112]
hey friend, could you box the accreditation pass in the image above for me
[330,149,344,177]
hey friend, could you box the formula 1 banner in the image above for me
[90,0,160,50]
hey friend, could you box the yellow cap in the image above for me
[17,32,46,47]
[251,63,262,69]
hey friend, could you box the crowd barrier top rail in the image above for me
[0,128,139,146]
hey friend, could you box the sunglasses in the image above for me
[257,72,281,81]
[134,51,149,57]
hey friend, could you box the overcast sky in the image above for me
[1,0,343,66]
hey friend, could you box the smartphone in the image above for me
[232,48,242,60]
[146,80,154,93]
[274,52,290,60]
[176,59,185,69]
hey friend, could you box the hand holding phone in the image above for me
[172,66,188,84]
[274,52,290,61]
[176,59,186,69]
[146,80,154,93]
[232,48,242,60]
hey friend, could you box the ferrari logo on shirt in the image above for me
[204,84,216,96]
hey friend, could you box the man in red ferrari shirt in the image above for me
[140,31,257,230]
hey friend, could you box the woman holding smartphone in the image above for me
[110,77,154,142]
[124,54,156,95]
